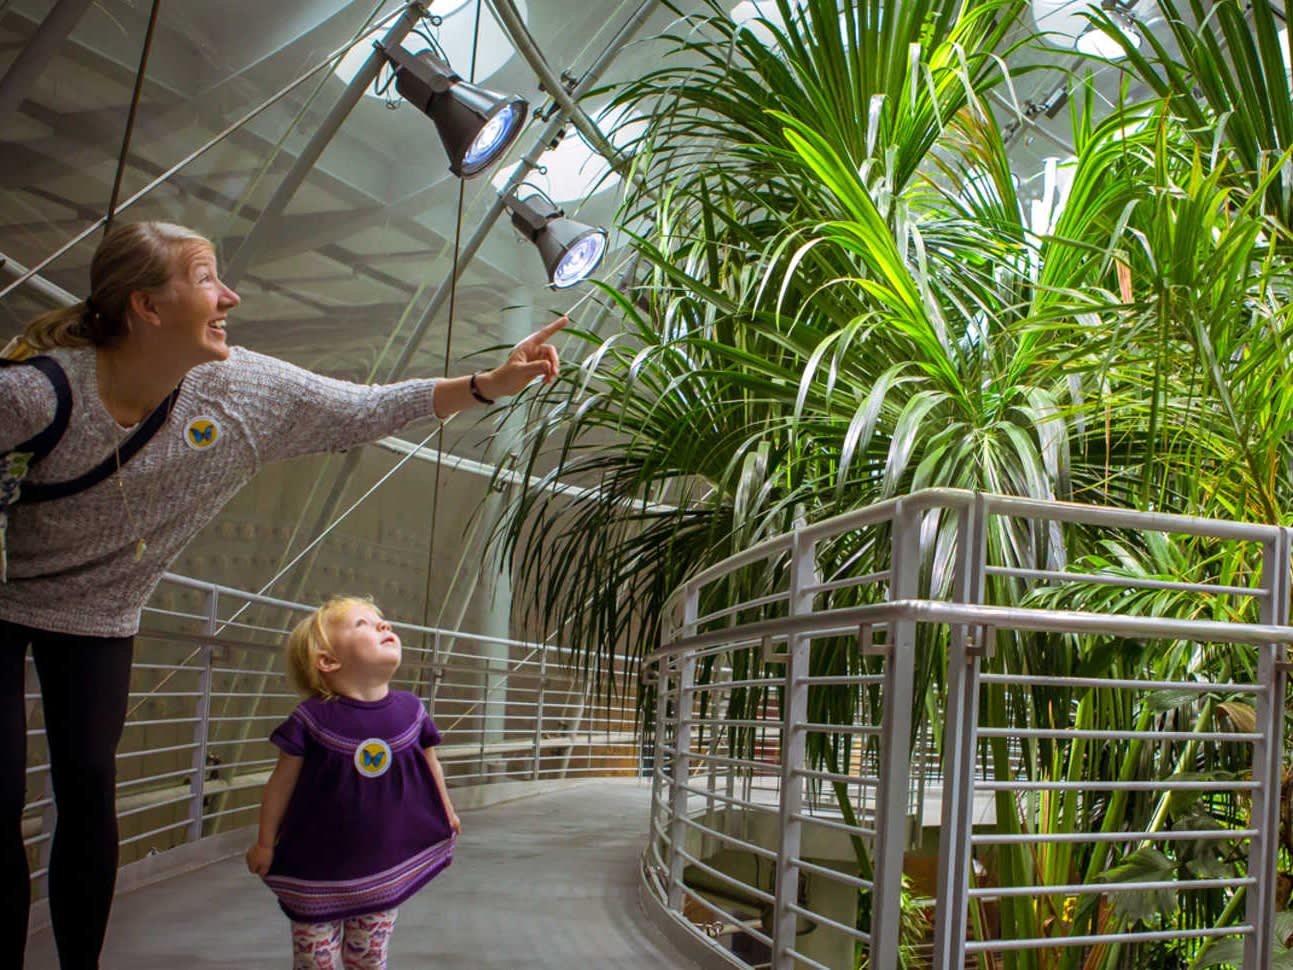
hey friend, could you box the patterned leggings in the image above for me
[290,908,398,969]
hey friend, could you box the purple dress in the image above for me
[263,691,455,921]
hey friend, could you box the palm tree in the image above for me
[488,0,1293,965]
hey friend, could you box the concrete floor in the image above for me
[25,779,709,970]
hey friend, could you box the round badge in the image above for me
[183,416,221,451]
[354,738,392,778]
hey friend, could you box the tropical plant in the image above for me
[487,0,1293,966]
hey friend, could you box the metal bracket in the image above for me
[761,635,788,664]
[859,623,891,657]
[965,625,995,658]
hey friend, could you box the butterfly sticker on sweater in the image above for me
[184,416,222,451]
[354,738,393,778]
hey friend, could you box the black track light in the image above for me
[379,41,528,178]
[503,192,608,289]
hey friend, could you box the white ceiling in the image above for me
[0,0,1217,468]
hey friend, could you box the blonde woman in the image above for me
[0,221,563,968]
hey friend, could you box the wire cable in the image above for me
[104,0,162,233]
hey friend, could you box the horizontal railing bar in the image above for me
[974,828,1258,845]
[980,674,1258,693]
[673,882,773,947]
[783,946,833,970]
[680,817,778,860]
[677,782,780,815]
[674,847,776,905]
[796,675,885,687]
[115,743,201,760]
[655,600,1293,662]
[794,766,880,787]
[965,924,1250,953]
[977,727,1261,743]
[690,679,774,693]
[792,857,873,891]
[798,722,881,736]
[978,780,1257,792]
[972,876,1253,898]
[785,900,868,941]
[116,792,193,819]
[791,811,877,840]
[123,717,201,729]
[983,565,1268,599]
[803,571,890,595]
[117,817,191,848]
[201,802,258,823]
[694,591,791,628]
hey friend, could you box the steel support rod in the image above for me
[487,0,654,188]
[0,251,77,307]
[0,0,95,122]
[222,2,426,287]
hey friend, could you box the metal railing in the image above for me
[22,573,640,899]
[643,489,1293,970]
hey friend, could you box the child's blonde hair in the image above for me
[285,595,384,699]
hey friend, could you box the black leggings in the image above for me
[1,621,133,970]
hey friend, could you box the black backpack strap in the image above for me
[20,383,182,505]
[1,356,73,464]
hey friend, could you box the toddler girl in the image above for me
[247,596,460,969]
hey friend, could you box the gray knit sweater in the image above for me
[0,346,439,637]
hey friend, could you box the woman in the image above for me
[0,221,566,969]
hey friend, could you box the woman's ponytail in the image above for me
[18,303,94,354]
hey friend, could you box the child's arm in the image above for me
[424,746,461,835]
[246,750,304,875]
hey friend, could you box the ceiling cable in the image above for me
[421,0,487,638]
[104,0,162,232]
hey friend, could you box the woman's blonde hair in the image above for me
[18,221,211,354]
[285,595,384,700]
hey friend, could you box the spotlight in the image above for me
[1074,6,1141,59]
[379,41,528,177]
[504,192,608,288]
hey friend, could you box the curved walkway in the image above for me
[25,779,706,970]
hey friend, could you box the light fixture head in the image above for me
[380,42,528,177]
[1074,5,1142,58]
[504,192,608,288]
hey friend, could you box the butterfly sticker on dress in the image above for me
[184,416,222,451]
[353,738,393,778]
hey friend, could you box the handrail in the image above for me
[22,571,642,907]
[642,490,1291,970]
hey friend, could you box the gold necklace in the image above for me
[113,436,150,563]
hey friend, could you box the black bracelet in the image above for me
[470,372,495,405]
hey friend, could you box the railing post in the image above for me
[35,770,55,899]
[427,631,441,714]
[931,494,987,967]
[870,498,920,967]
[532,645,547,780]
[187,588,218,843]
[647,659,667,857]
[1244,526,1291,965]
[771,528,814,969]
[667,587,699,912]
